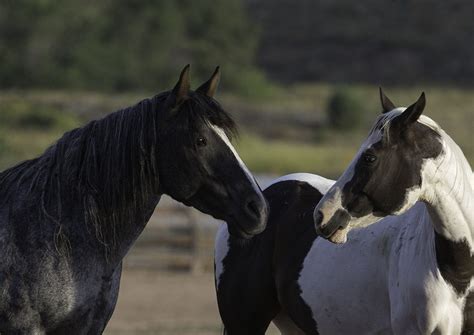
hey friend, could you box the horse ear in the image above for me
[196,66,220,98]
[379,87,396,113]
[391,92,426,135]
[165,64,191,111]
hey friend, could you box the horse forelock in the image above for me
[185,91,238,140]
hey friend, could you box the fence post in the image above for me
[185,208,204,274]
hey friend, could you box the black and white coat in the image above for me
[215,173,333,335]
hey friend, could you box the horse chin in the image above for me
[227,224,254,240]
[328,227,349,244]
[226,210,268,240]
[226,217,260,240]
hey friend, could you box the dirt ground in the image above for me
[105,267,279,335]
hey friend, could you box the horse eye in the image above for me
[196,137,207,147]
[363,153,377,164]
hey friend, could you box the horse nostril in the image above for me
[246,199,260,218]
[315,209,351,239]
[314,210,324,226]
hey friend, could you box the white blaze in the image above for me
[210,125,264,203]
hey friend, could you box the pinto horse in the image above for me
[0,65,268,334]
[311,90,473,334]
[216,90,473,334]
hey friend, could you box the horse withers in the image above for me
[0,65,268,334]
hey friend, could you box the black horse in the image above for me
[0,65,268,334]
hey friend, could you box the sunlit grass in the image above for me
[229,83,473,168]
[0,85,472,175]
[0,128,71,169]
[235,133,358,178]
[295,84,473,153]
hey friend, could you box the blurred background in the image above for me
[0,1,473,334]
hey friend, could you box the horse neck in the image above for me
[60,100,163,265]
[423,133,474,250]
[104,195,161,265]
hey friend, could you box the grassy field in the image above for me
[234,84,473,175]
[235,134,357,178]
[105,267,281,335]
[0,85,472,177]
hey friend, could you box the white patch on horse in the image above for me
[391,184,423,217]
[211,125,264,203]
[386,208,466,334]
[420,129,474,249]
[267,173,335,193]
[297,221,395,334]
[314,187,343,222]
[297,205,468,333]
[214,223,230,289]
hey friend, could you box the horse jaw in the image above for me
[328,227,349,244]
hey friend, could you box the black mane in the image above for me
[0,91,237,251]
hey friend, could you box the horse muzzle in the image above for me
[314,208,351,243]
[228,193,269,239]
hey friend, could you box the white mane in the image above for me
[392,109,470,179]
[437,127,474,191]
[374,108,441,139]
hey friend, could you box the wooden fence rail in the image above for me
[123,195,220,273]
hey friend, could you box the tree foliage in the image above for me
[0,0,261,92]
[327,88,364,130]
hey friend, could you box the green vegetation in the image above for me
[0,95,81,168]
[1,2,470,178]
[235,134,357,178]
[249,1,474,86]
[0,102,78,130]
[0,0,268,96]
[327,88,366,130]
[233,83,473,176]
[1,85,472,177]
[0,133,6,156]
